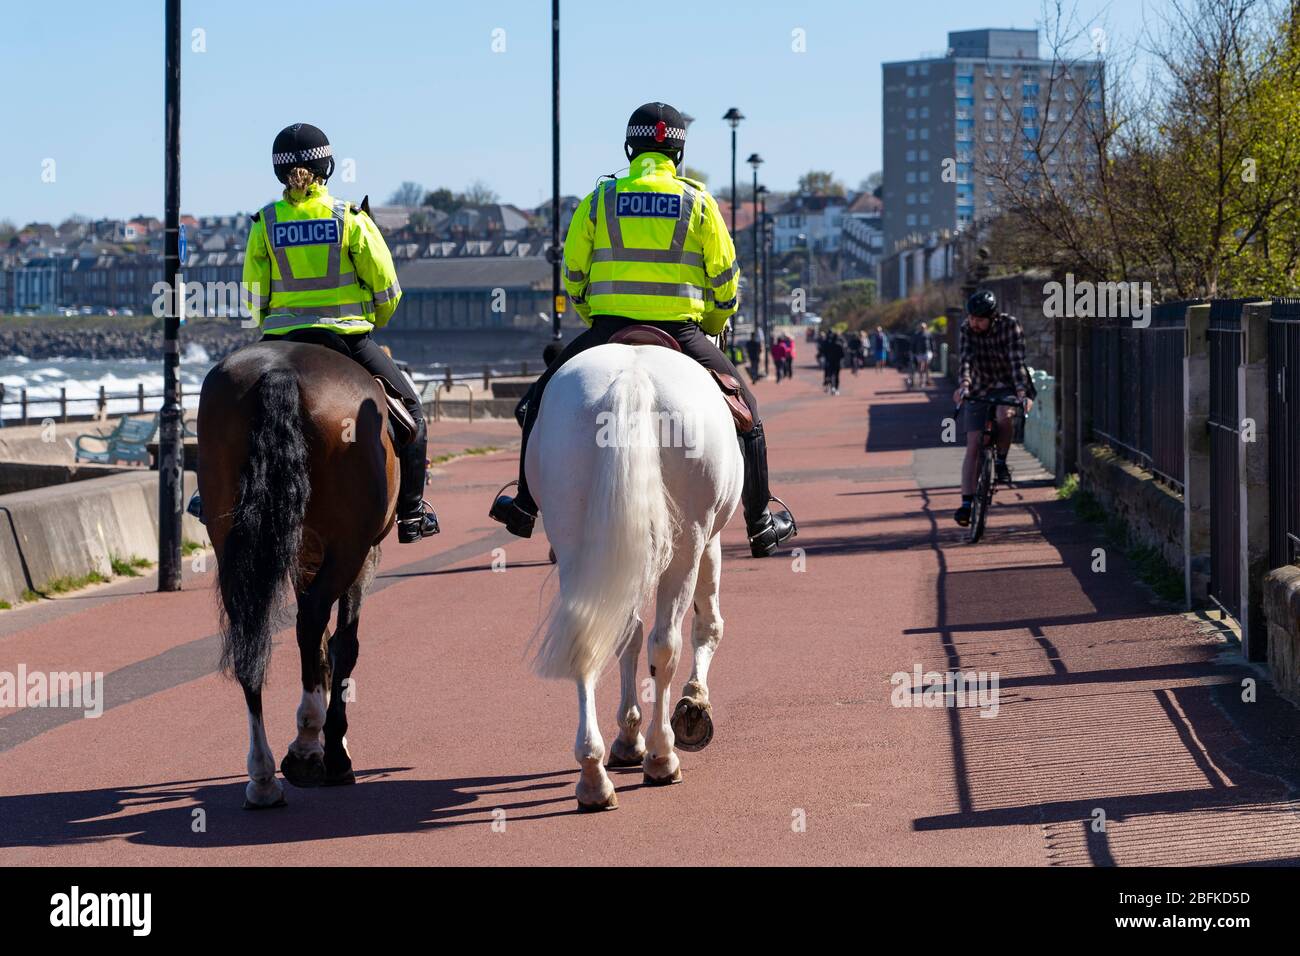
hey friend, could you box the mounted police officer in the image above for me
[190,123,439,542]
[489,102,796,557]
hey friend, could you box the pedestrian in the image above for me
[771,336,790,382]
[846,329,865,375]
[822,331,845,395]
[745,333,762,383]
[871,326,891,371]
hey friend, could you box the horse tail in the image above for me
[218,367,310,690]
[534,362,678,680]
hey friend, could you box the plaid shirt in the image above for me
[958,313,1028,395]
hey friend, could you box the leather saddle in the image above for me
[374,377,417,447]
[607,324,754,433]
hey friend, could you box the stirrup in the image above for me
[768,494,797,535]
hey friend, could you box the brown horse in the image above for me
[197,339,398,808]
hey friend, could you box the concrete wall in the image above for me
[0,461,130,495]
[0,470,207,605]
[1078,442,1185,579]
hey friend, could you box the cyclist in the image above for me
[952,289,1033,527]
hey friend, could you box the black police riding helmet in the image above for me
[967,289,998,319]
[625,103,687,164]
[272,123,335,185]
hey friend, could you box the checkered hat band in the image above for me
[626,125,686,141]
[273,145,333,165]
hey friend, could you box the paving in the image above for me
[2,361,1299,865]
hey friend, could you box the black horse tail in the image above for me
[218,367,310,690]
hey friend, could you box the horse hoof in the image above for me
[607,737,646,768]
[642,767,683,787]
[323,768,356,786]
[548,547,557,564]
[671,697,714,752]
[280,750,326,788]
[576,791,619,812]
[243,778,286,810]
[243,795,288,810]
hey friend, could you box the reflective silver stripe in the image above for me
[710,261,739,287]
[602,180,623,250]
[565,266,586,282]
[587,280,706,302]
[587,188,599,225]
[713,296,738,310]
[372,278,402,304]
[590,248,704,268]
[264,305,374,318]
[270,272,359,293]
[670,183,697,252]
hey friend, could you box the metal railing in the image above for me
[1207,298,1264,618]
[1269,298,1300,569]
[1089,300,1196,492]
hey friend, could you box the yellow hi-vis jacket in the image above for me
[563,153,740,336]
[242,182,402,335]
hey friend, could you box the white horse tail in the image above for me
[534,361,678,680]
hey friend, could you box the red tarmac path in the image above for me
[3,363,1300,866]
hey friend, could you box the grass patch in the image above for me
[0,601,10,610]
[1059,472,1184,604]
[109,555,153,577]
[430,445,501,465]
[181,539,206,556]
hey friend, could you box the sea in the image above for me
[0,344,215,423]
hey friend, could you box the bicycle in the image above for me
[956,392,1026,544]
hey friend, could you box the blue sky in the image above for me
[1,0,1156,225]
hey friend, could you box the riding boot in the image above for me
[396,419,440,543]
[489,468,538,539]
[741,420,797,558]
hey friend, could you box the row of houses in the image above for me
[1,186,887,325]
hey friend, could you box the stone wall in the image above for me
[1264,566,1300,706]
[1078,442,1185,581]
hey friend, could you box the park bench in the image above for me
[74,413,159,466]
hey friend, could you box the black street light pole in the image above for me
[159,0,183,592]
[549,0,562,341]
[760,189,771,346]
[722,108,743,354]
[747,154,763,373]
[723,108,744,233]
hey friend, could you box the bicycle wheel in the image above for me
[969,451,993,543]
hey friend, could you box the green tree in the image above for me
[797,170,846,197]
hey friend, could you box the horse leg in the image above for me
[673,532,723,752]
[575,671,617,811]
[281,571,337,788]
[607,615,646,768]
[643,553,702,785]
[323,546,380,785]
[242,683,285,809]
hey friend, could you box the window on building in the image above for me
[983,106,995,120]
[906,107,916,119]
[906,64,916,77]
[905,149,916,161]
[906,171,916,184]
[906,213,917,226]
[919,149,929,161]
[919,106,929,118]
[919,63,930,76]
[919,127,929,140]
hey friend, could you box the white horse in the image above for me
[528,342,744,811]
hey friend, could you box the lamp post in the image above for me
[549,0,561,341]
[722,108,744,232]
[761,189,772,348]
[756,184,769,368]
[158,0,183,592]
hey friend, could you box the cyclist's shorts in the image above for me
[963,386,1018,432]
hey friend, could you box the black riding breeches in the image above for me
[264,328,429,516]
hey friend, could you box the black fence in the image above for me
[1269,298,1300,569]
[1089,301,1196,491]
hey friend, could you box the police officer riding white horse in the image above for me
[489,102,796,558]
